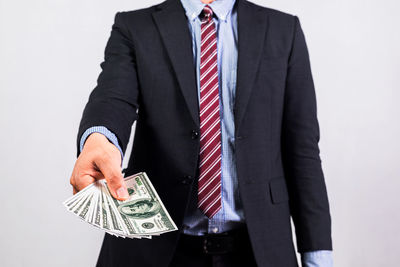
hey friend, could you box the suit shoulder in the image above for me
[246,0,295,18]
[246,0,297,24]
[115,3,158,20]
[110,3,162,35]
[113,0,173,23]
[246,1,299,37]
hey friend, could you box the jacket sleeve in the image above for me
[282,16,332,252]
[76,12,139,157]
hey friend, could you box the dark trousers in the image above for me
[169,228,258,267]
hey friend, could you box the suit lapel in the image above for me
[152,0,268,131]
[234,0,268,133]
[152,0,200,127]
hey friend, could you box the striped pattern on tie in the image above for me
[197,5,222,218]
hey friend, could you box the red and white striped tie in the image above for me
[198,5,222,218]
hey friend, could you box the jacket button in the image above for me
[181,175,194,185]
[191,130,199,139]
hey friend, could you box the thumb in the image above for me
[96,156,129,201]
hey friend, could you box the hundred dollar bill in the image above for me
[105,172,177,237]
[100,179,149,239]
[77,190,94,219]
[78,190,95,220]
[63,181,94,208]
[72,191,92,215]
[92,183,103,228]
[102,186,125,234]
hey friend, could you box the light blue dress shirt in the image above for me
[179,0,243,236]
[80,0,332,266]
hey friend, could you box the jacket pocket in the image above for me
[269,177,289,204]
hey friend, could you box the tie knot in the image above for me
[200,5,214,23]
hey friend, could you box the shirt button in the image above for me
[211,227,218,233]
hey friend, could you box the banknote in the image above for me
[105,173,177,237]
[63,172,178,238]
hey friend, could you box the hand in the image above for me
[69,133,129,201]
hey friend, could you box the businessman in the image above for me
[69,0,333,266]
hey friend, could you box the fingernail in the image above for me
[116,187,129,199]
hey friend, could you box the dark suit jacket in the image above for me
[77,0,332,266]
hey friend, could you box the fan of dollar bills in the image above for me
[63,172,178,239]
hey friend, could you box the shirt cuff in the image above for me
[79,126,124,162]
[301,250,333,267]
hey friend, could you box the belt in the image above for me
[178,227,250,255]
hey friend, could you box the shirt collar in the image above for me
[180,0,236,22]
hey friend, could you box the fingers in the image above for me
[96,154,129,201]
[70,173,95,192]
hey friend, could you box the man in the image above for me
[69,0,333,266]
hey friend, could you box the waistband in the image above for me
[178,227,251,255]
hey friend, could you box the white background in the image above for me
[0,0,399,266]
